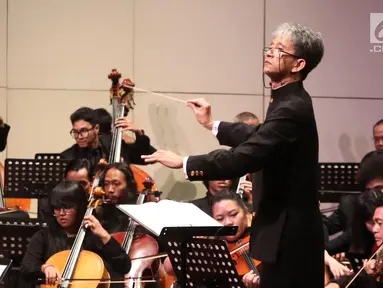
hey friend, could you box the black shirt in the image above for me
[61,134,156,173]
[20,228,131,287]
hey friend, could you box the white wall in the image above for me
[0,0,382,201]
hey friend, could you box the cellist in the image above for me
[20,180,131,287]
[38,158,93,221]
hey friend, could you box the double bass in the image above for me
[107,69,160,287]
[107,69,160,202]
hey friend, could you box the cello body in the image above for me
[124,234,160,288]
[41,250,110,288]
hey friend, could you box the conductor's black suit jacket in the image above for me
[185,81,324,264]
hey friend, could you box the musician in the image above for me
[61,107,156,172]
[142,22,325,288]
[234,111,260,126]
[324,150,383,257]
[325,197,383,288]
[0,116,10,152]
[234,112,258,204]
[163,190,259,287]
[64,158,92,191]
[20,180,131,287]
[38,158,92,221]
[189,179,232,216]
[95,108,113,136]
[373,119,383,150]
[97,162,137,234]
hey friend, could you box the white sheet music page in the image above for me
[0,265,7,277]
[117,199,223,236]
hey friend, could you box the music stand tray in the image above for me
[3,158,68,198]
[159,226,245,288]
[318,162,362,203]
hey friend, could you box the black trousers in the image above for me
[259,218,324,288]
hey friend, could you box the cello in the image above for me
[112,179,160,287]
[41,187,110,288]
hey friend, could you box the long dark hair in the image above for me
[46,180,88,256]
[99,162,138,204]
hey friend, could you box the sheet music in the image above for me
[117,199,223,236]
[0,265,7,277]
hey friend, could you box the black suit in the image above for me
[323,195,357,255]
[185,81,324,288]
[0,123,10,152]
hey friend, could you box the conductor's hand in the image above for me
[242,271,260,288]
[186,98,214,130]
[83,215,111,244]
[42,265,61,285]
[141,150,183,168]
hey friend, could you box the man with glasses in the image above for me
[373,119,383,150]
[142,22,325,288]
[61,107,156,171]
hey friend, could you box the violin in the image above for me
[112,178,160,288]
[227,234,262,276]
[41,187,109,288]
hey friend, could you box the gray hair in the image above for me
[272,23,324,80]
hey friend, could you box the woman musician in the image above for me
[20,180,131,287]
[163,190,261,288]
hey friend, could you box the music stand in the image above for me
[159,226,245,288]
[0,218,45,267]
[3,158,68,198]
[318,162,362,203]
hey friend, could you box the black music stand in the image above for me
[0,218,45,267]
[318,162,362,203]
[159,226,245,288]
[3,158,68,199]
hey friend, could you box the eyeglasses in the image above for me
[53,204,75,213]
[373,136,383,143]
[70,127,94,139]
[263,47,300,58]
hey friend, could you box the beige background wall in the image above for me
[0,0,382,202]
